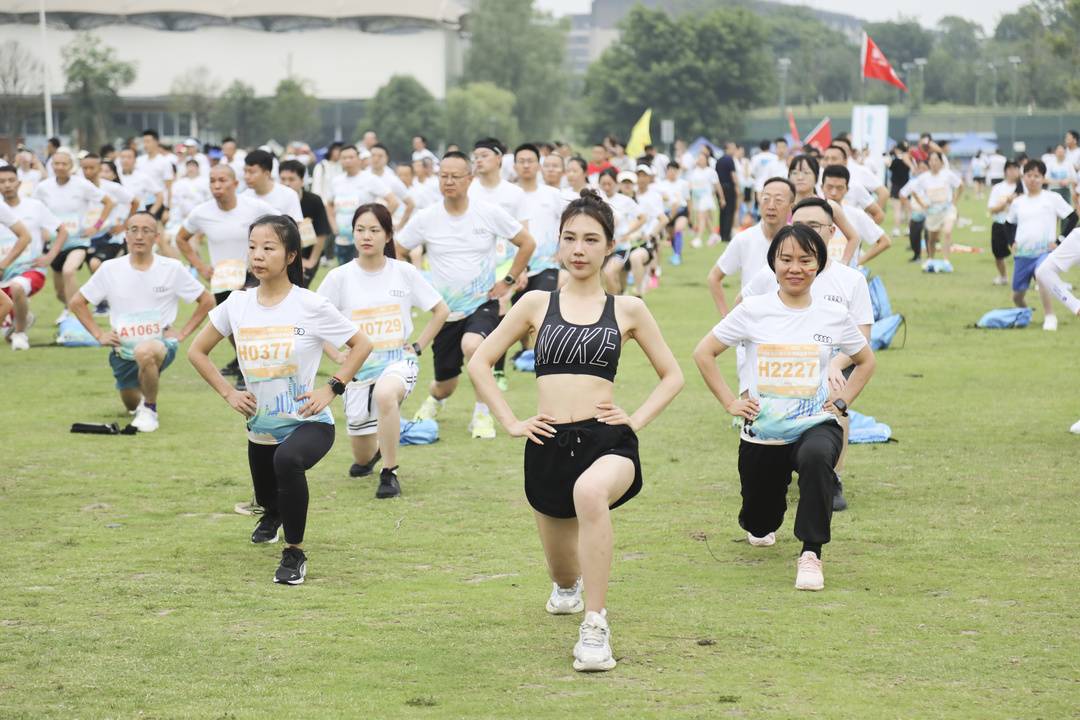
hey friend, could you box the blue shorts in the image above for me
[108,339,178,390]
[1012,253,1049,292]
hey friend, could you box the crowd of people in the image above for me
[2,125,1078,673]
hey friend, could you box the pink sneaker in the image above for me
[795,551,824,591]
[747,531,776,547]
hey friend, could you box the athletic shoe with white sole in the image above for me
[546,578,584,615]
[413,395,443,422]
[55,309,69,325]
[1070,418,1080,434]
[131,405,159,432]
[9,332,30,351]
[573,610,616,672]
[1043,314,1058,331]
[795,551,824,591]
[747,531,776,547]
[251,514,281,544]
[274,546,306,585]
[992,276,1008,286]
[469,412,496,439]
[690,237,703,249]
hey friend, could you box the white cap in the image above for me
[616,170,637,183]
[635,164,654,176]
[358,147,372,160]
[184,138,199,147]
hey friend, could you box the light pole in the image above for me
[987,63,998,107]
[38,0,53,138]
[902,62,914,110]
[914,57,928,110]
[777,57,791,121]
[974,65,982,107]
[1008,55,1022,151]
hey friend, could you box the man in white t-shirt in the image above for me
[241,150,303,222]
[411,135,439,168]
[986,160,1021,285]
[368,143,416,228]
[750,139,780,196]
[168,159,211,237]
[1045,144,1077,204]
[834,137,888,211]
[118,147,164,218]
[1006,159,1076,331]
[135,130,175,215]
[69,211,214,432]
[398,151,535,440]
[822,145,884,223]
[81,153,139,272]
[325,145,398,265]
[820,165,891,266]
[0,166,46,350]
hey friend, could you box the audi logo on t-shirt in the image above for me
[823,294,843,304]
[813,334,832,343]
[294,327,306,336]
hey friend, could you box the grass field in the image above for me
[2,195,1079,719]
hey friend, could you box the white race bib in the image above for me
[210,258,246,293]
[115,310,164,360]
[299,218,317,248]
[237,325,297,383]
[84,206,103,231]
[756,343,820,399]
[827,232,847,262]
[351,304,404,351]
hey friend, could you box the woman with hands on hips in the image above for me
[188,214,372,586]
[467,189,683,673]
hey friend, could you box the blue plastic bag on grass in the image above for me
[847,410,894,444]
[871,314,906,350]
[514,349,536,373]
[976,308,1032,329]
[400,419,439,445]
[56,316,100,347]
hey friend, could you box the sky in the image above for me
[534,0,1018,33]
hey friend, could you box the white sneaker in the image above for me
[573,610,616,672]
[469,411,496,439]
[129,399,144,416]
[690,237,703,249]
[992,276,1008,286]
[9,332,29,351]
[1070,419,1080,435]
[546,578,584,615]
[795,551,824,591]
[55,308,69,325]
[412,395,443,422]
[1043,314,1058,331]
[747,531,776,547]
[131,405,159,433]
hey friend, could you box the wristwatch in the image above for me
[502,273,515,285]
[328,376,347,396]
[411,341,422,356]
[833,398,849,417]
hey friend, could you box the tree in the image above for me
[0,40,42,150]
[463,0,568,139]
[581,6,772,143]
[444,82,520,148]
[269,77,320,143]
[361,75,443,161]
[61,33,136,149]
[168,67,219,139]
[210,80,270,146]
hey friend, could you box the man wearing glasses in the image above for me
[398,151,535,439]
[69,212,214,432]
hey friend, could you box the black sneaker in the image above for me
[219,359,241,377]
[349,450,381,477]
[251,514,281,544]
[274,546,307,585]
[376,467,400,499]
[833,480,848,512]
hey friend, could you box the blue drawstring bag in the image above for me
[56,316,100,347]
[867,276,892,321]
[871,314,906,350]
[922,258,954,273]
[976,307,1032,328]
[514,349,536,373]
[399,418,439,445]
[847,410,895,444]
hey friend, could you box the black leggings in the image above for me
[909,218,926,258]
[247,422,335,545]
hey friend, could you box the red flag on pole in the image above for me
[786,108,801,146]
[803,117,832,152]
[861,32,907,92]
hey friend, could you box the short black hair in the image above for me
[244,149,274,172]
[1004,160,1019,171]
[82,152,101,161]
[473,137,504,154]
[222,136,237,145]
[775,137,787,145]
[788,154,819,178]
[47,137,60,148]
[413,135,427,145]
[792,196,834,219]
[826,144,849,159]
[758,139,771,151]
[821,164,850,185]
[142,129,159,140]
[514,143,540,161]
[1069,130,1080,143]
[568,156,588,174]
[371,143,389,156]
[99,143,115,156]
[767,223,828,272]
[0,164,16,176]
[441,150,471,165]
[1023,159,1046,175]
[279,159,306,179]
[667,161,680,171]
[762,176,796,197]
[340,144,359,155]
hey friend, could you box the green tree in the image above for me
[581,6,771,143]
[210,80,270,146]
[61,33,136,149]
[0,40,42,150]
[361,75,443,161]
[463,0,568,140]
[168,66,219,139]
[269,77,320,143]
[444,82,520,148]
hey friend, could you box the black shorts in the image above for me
[624,244,656,269]
[524,419,643,519]
[512,268,559,304]
[431,300,500,381]
[49,246,89,272]
[973,177,986,185]
[667,206,689,228]
[213,272,259,306]
[889,183,903,199]
[989,178,1003,186]
[90,236,125,263]
[743,187,752,203]
[145,204,166,221]
[991,222,1015,260]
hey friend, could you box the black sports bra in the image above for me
[534,291,621,382]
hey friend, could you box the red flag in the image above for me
[786,108,801,146]
[861,32,907,92]
[803,117,832,152]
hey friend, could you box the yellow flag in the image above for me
[625,108,652,159]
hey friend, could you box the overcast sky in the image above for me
[535,0,1017,33]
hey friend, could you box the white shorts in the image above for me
[344,357,420,436]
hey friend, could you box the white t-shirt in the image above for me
[830,204,884,266]
[601,192,643,250]
[119,168,163,209]
[412,148,439,166]
[637,187,667,237]
[469,179,529,265]
[519,184,567,274]
[970,155,988,178]
[986,154,1007,181]
[1066,147,1080,172]
[848,160,882,192]
[31,176,107,248]
[656,177,689,209]
[94,179,136,244]
[711,292,867,445]
[208,286,357,444]
[182,196,278,292]
[317,258,442,383]
[136,153,175,193]
[841,182,875,211]
[369,169,409,202]
[717,223,770,290]
[742,262,874,326]
[1006,191,1074,257]
[750,151,779,190]
[1045,157,1077,188]
[409,179,440,210]
[1039,228,1080,314]
[396,200,522,321]
[241,184,302,222]
[0,198,59,280]
[907,171,961,214]
[327,172,391,244]
[689,166,720,207]
[78,255,204,360]
[987,180,1017,224]
[170,176,211,227]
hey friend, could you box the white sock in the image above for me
[474,402,489,416]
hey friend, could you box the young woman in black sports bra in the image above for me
[468,189,683,673]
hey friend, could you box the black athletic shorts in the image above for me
[890,183,903,199]
[145,204,166,221]
[213,272,259,306]
[991,222,1016,260]
[667,206,689,229]
[512,268,559,304]
[989,178,1003,186]
[49,246,89,272]
[524,418,642,519]
[90,235,125,263]
[623,244,656,270]
[431,300,500,381]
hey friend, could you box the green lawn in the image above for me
[2,195,1078,719]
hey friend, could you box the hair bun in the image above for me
[578,187,604,204]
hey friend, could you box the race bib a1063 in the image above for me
[115,310,163,360]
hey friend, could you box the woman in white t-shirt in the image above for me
[318,204,449,499]
[188,215,373,586]
[906,151,962,268]
[693,224,876,592]
[689,150,722,247]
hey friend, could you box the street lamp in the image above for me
[987,63,998,107]
[902,62,914,109]
[777,57,791,120]
[914,57,928,109]
[1008,55,1022,151]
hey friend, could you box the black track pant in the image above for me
[247,422,335,545]
[737,422,843,554]
[719,185,737,242]
[909,218,926,258]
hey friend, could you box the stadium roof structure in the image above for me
[3,0,467,32]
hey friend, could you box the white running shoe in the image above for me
[992,276,1008,286]
[573,610,616,672]
[412,395,443,422]
[546,578,584,615]
[795,551,824,591]
[130,399,144,416]
[690,237,703,249]
[131,405,159,433]
[1043,315,1058,331]
[747,531,776,547]
[1070,418,1080,435]
[9,332,29,351]
[55,308,69,325]
[469,411,496,439]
